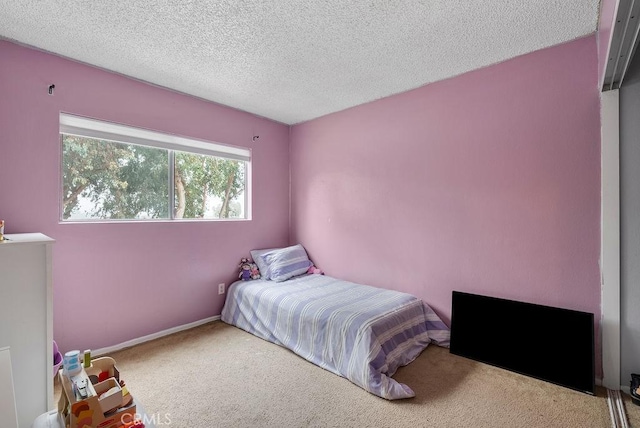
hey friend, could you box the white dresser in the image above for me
[0,233,54,427]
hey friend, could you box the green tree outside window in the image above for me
[62,135,246,221]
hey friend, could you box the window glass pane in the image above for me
[174,151,246,219]
[62,135,169,220]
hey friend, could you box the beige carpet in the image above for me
[623,391,640,426]
[57,321,627,427]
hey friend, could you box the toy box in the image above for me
[57,356,139,428]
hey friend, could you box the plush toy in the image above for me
[238,258,252,281]
[250,262,261,280]
[307,264,323,275]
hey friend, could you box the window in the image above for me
[60,113,250,221]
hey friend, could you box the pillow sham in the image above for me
[260,244,313,282]
[250,247,280,278]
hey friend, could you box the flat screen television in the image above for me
[450,291,595,395]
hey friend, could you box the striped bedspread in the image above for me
[221,274,450,399]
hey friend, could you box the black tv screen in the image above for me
[450,291,595,395]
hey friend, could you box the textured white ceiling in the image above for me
[0,1,600,124]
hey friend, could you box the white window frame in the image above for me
[59,113,252,222]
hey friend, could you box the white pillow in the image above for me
[250,247,280,278]
[260,244,313,282]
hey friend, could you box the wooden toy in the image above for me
[57,356,137,428]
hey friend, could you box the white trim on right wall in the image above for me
[601,89,621,390]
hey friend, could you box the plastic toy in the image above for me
[121,416,145,428]
[53,340,63,377]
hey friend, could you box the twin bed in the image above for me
[221,269,450,400]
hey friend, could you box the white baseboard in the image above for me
[92,316,220,356]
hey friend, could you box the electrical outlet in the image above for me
[218,283,225,294]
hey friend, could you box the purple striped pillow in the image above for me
[261,244,313,282]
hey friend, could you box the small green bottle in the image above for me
[83,349,91,368]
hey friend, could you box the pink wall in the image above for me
[1,34,602,373]
[598,0,618,88]
[290,36,601,369]
[0,40,290,354]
